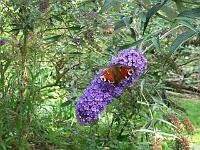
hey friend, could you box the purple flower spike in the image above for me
[75,86,112,125]
[75,48,147,125]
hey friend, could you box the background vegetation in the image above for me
[0,0,200,149]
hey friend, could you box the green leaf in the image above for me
[168,29,196,56]
[130,28,137,41]
[99,0,127,13]
[143,0,168,34]
[9,26,24,32]
[45,35,62,42]
[61,100,72,107]
[122,16,133,28]
[114,16,133,30]
[178,7,200,18]
[69,52,83,55]
[52,14,64,22]
[99,0,118,13]
[118,30,158,50]
[144,120,152,129]
[181,51,191,57]
[160,5,178,21]
[0,143,6,150]
[173,0,185,12]
[26,24,34,32]
[152,36,161,50]
[177,19,197,32]
[69,26,84,30]
[143,0,151,5]
[117,134,129,141]
[117,39,143,49]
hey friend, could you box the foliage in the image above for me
[0,0,200,149]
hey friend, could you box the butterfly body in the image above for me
[99,64,134,84]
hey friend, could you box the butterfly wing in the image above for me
[118,66,129,80]
[99,67,114,83]
[99,64,134,84]
[118,65,134,81]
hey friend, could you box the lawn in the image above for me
[181,99,200,144]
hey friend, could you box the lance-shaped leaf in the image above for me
[114,16,133,30]
[143,0,168,34]
[160,5,178,21]
[168,29,197,56]
[45,35,62,42]
[152,36,161,51]
[99,0,119,13]
[178,7,200,18]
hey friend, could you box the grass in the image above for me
[181,99,200,144]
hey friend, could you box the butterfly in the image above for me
[99,64,134,84]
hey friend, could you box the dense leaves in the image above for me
[0,0,200,149]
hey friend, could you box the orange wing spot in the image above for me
[118,66,129,80]
[100,68,113,82]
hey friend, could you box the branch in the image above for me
[43,27,71,32]
[178,57,199,67]
[166,80,200,94]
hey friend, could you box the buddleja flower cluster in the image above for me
[75,48,147,125]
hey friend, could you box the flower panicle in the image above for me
[176,136,190,150]
[182,117,195,134]
[166,113,183,133]
[75,48,147,125]
[151,134,164,150]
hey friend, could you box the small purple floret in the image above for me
[0,39,6,46]
[75,48,147,125]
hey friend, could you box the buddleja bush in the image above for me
[0,0,199,149]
